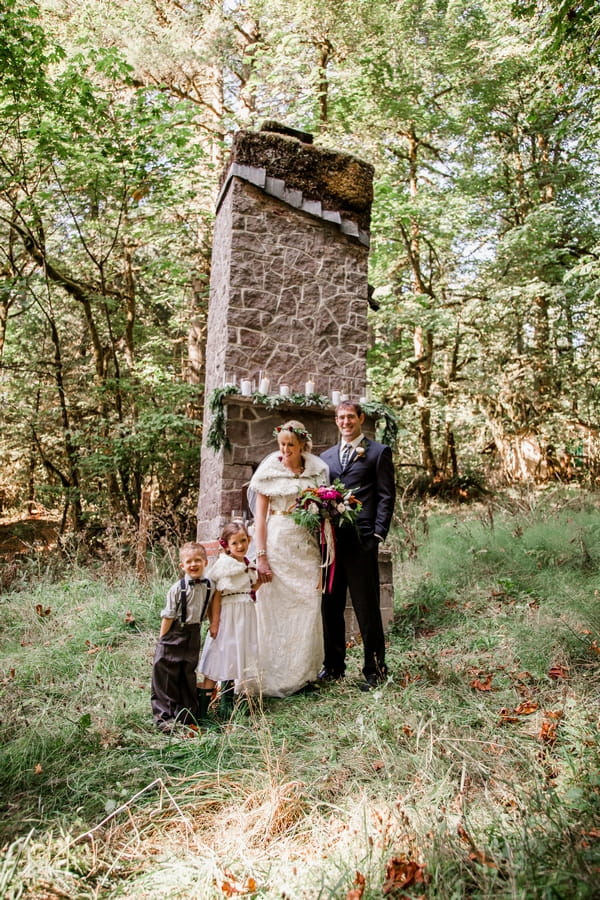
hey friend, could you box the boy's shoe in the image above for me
[317,667,344,682]
[197,688,217,728]
[156,719,175,734]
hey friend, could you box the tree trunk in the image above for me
[405,124,438,476]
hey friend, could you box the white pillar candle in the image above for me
[279,383,290,397]
[240,379,252,396]
[305,380,315,395]
[259,377,270,394]
[331,390,341,406]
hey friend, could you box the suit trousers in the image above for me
[321,528,386,679]
[151,622,200,724]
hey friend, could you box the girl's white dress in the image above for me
[249,451,329,698]
[198,553,259,689]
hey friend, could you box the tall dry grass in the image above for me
[1,487,599,897]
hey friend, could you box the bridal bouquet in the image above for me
[290,481,362,532]
[290,481,361,592]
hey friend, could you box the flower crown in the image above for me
[273,425,312,442]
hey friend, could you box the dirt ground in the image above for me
[0,514,60,557]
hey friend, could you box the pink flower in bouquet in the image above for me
[319,488,341,500]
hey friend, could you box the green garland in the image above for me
[361,401,399,447]
[206,384,240,451]
[205,386,399,453]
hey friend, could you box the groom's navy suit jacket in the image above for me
[320,436,395,678]
[321,437,395,543]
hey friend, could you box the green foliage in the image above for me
[2,0,600,534]
[0,5,209,531]
[206,384,243,452]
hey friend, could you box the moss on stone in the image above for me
[227,130,374,231]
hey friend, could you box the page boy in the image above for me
[151,541,212,732]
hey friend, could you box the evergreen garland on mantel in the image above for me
[206,386,398,452]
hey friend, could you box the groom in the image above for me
[320,401,396,689]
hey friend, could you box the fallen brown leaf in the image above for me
[470,674,493,691]
[548,664,569,680]
[346,871,366,900]
[382,856,426,894]
[468,849,499,869]
[514,700,539,715]
[539,719,558,745]
[514,671,533,681]
[499,708,520,724]
[458,822,498,868]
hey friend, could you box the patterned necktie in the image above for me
[341,443,353,468]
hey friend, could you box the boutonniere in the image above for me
[355,443,367,458]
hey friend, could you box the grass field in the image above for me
[1,488,599,898]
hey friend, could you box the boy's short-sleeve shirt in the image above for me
[160,577,212,623]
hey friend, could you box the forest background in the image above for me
[1,4,600,898]
[1,0,599,545]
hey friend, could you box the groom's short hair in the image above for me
[336,400,363,417]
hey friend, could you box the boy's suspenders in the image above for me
[178,577,211,626]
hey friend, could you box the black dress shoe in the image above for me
[359,672,387,692]
[317,667,344,682]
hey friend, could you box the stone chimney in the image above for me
[196,124,393,633]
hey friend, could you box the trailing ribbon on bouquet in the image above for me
[319,519,336,593]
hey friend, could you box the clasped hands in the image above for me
[256,556,273,584]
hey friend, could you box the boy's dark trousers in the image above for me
[151,622,200,725]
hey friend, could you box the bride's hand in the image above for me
[256,556,273,584]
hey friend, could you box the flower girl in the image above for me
[197,521,260,719]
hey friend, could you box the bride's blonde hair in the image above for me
[274,420,313,452]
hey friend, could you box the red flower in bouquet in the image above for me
[290,480,362,532]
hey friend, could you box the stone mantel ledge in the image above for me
[220,394,379,419]
[217,395,380,451]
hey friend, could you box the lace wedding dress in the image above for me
[249,451,329,697]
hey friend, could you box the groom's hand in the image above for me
[361,533,382,553]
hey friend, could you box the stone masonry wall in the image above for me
[206,177,369,400]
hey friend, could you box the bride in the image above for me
[249,420,329,697]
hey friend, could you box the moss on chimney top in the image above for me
[228,130,374,232]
